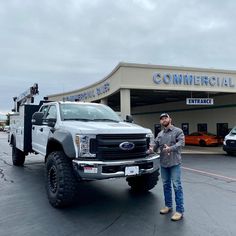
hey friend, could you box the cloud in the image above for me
[0,0,236,113]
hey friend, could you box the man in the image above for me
[148,113,185,221]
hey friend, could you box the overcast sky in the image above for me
[1,0,236,114]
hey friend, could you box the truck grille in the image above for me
[91,134,149,160]
[226,139,236,147]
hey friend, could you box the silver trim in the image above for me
[72,154,159,180]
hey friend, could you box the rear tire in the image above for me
[126,169,159,192]
[45,151,78,208]
[12,138,25,166]
[199,140,206,147]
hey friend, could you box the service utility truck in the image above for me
[9,84,160,208]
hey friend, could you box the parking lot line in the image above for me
[182,166,236,182]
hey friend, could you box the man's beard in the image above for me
[163,121,170,127]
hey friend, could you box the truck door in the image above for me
[40,105,57,155]
[32,105,49,154]
[33,105,57,155]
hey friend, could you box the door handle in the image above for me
[40,128,43,132]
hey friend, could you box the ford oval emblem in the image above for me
[119,142,135,151]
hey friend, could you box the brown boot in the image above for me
[171,212,183,221]
[160,207,172,214]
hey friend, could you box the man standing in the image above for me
[148,113,185,221]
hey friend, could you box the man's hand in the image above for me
[163,144,171,155]
[146,145,154,154]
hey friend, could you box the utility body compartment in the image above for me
[9,104,40,154]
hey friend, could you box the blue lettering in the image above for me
[173,74,183,84]
[229,78,235,87]
[201,76,209,86]
[194,76,201,85]
[163,74,171,84]
[209,76,216,86]
[153,73,161,84]
[184,74,193,85]
[222,78,229,87]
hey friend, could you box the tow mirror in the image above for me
[32,112,44,125]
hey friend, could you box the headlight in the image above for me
[76,134,96,158]
[223,139,226,145]
[146,133,155,146]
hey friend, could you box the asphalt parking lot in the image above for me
[0,132,236,236]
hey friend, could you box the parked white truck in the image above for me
[9,86,159,208]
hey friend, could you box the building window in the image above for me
[217,123,228,137]
[182,123,189,135]
[197,123,207,132]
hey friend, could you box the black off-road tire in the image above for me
[45,151,78,208]
[12,138,25,166]
[126,169,160,192]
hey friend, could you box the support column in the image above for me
[100,97,108,105]
[120,89,131,120]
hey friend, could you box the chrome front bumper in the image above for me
[72,154,159,180]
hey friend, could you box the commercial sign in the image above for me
[186,98,214,105]
[65,82,110,101]
[153,73,235,88]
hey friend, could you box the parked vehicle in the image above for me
[223,126,236,155]
[8,84,160,208]
[3,125,10,133]
[185,132,223,146]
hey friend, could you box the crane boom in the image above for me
[13,83,39,112]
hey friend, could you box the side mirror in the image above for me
[125,115,133,123]
[47,118,56,127]
[32,112,44,125]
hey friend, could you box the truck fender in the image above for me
[47,130,76,158]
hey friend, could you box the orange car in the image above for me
[185,132,223,146]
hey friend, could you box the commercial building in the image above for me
[48,62,236,137]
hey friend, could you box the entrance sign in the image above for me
[186,98,214,105]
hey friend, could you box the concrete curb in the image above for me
[182,146,225,155]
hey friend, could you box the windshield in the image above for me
[204,132,216,136]
[60,103,121,122]
[230,127,236,134]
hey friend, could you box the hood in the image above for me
[59,121,151,135]
[226,132,236,140]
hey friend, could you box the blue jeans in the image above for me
[161,164,184,213]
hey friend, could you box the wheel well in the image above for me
[45,140,64,162]
[199,140,206,146]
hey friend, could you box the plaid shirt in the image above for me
[153,125,185,167]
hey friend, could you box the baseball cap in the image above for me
[160,113,170,119]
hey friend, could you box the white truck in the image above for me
[9,86,159,208]
[223,126,236,155]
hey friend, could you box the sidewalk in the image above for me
[182,145,225,155]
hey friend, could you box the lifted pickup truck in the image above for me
[9,100,159,208]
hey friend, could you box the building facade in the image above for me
[48,62,236,137]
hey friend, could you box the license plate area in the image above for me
[125,166,139,176]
